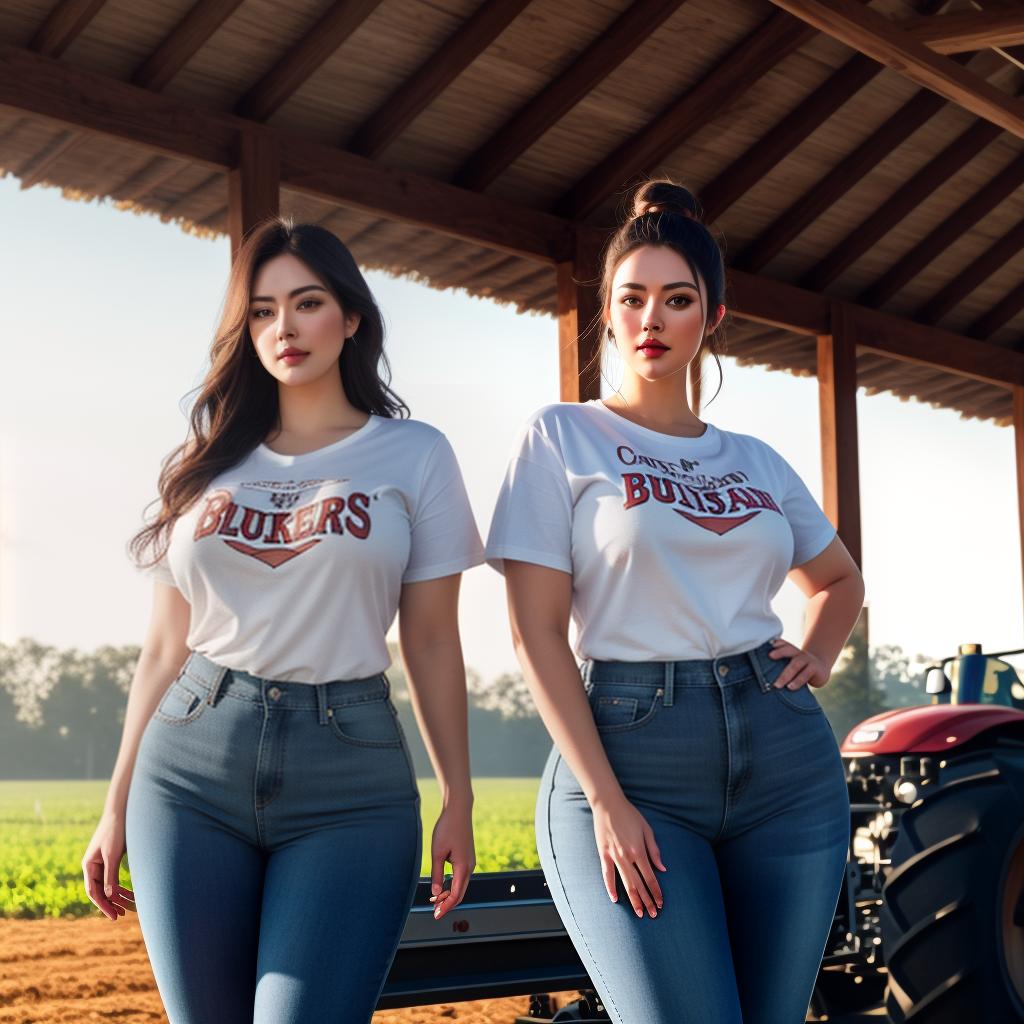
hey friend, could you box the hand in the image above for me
[82,811,136,922]
[428,803,475,921]
[591,793,666,918]
[768,638,829,689]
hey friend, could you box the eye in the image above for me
[621,296,642,307]
[298,299,322,310]
[668,295,693,308]
[251,307,273,319]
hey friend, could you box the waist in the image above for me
[178,650,391,709]
[585,640,778,690]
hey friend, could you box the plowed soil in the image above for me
[0,918,562,1023]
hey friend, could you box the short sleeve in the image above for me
[402,435,485,584]
[485,422,573,576]
[138,551,177,588]
[779,459,837,568]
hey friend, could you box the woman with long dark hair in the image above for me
[486,181,862,1023]
[81,220,481,1022]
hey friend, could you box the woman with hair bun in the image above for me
[487,180,861,1022]
[81,220,482,1023]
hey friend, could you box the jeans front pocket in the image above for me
[587,681,664,733]
[327,697,404,748]
[772,683,824,715]
[153,676,208,726]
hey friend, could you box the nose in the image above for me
[642,305,663,333]
[276,309,297,340]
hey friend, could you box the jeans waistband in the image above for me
[177,650,390,725]
[583,640,779,708]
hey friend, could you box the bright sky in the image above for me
[1,177,1020,683]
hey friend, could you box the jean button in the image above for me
[718,665,729,677]
[268,686,282,701]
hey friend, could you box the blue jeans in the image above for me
[125,652,421,1024]
[537,641,850,1024]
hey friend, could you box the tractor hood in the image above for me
[840,703,1024,755]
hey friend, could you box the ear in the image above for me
[707,304,726,334]
[345,310,362,339]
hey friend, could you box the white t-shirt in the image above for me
[485,400,836,662]
[142,416,484,683]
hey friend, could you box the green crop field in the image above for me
[0,779,541,918]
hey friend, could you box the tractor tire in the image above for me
[880,745,1024,1024]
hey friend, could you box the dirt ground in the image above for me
[0,918,563,1023]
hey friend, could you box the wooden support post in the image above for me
[1015,386,1024,628]
[556,234,603,403]
[818,303,863,568]
[228,132,280,261]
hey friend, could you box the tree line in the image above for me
[0,633,930,780]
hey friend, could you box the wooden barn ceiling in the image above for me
[0,0,1021,424]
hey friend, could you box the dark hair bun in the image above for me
[631,179,702,223]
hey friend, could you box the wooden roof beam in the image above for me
[764,0,1024,139]
[1,42,1021,389]
[454,0,687,192]
[555,11,815,221]
[16,129,80,189]
[969,280,1024,339]
[235,0,385,122]
[701,55,880,225]
[348,0,531,160]
[900,9,1024,53]
[736,86,947,273]
[915,217,1024,324]
[860,149,1024,307]
[30,0,107,58]
[132,0,246,92]
[802,103,1006,290]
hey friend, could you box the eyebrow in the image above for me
[250,285,327,303]
[617,281,699,292]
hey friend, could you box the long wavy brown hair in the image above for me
[130,218,408,570]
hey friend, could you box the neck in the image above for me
[275,369,366,439]
[611,368,703,433]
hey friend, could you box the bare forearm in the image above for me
[103,652,182,815]
[513,629,623,808]
[802,572,866,675]
[402,639,474,808]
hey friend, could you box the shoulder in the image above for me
[519,401,602,441]
[371,415,449,454]
[714,425,790,468]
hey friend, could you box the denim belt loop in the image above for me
[662,661,675,707]
[747,645,771,693]
[315,684,329,726]
[205,661,228,706]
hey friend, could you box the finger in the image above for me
[103,852,119,902]
[773,658,803,688]
[768,638,796,659]
[786,664,817,689]
[430,851,447,897]
[644,827,667,874]
[636,856,663,910]
[618,861,652,918]
[82,860,116,921]
[601,854,618,903]
[437,864,471,917]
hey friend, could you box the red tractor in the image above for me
[828,643,1024,1023]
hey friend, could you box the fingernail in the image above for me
[104,885,112,898]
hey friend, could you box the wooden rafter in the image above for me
[701,55,880,224]
[132,0,246,91]
[454,0,687,192]
[555,11,815,221]
[348,0,531,159]
[736,88,946,273]
[1,42,1021,392]
[802,116,1002,290]
[764,0,1024,140]
[915,218,1024,324]
[969,280,1024,339]
[110,157,187,203]
[860,150,1024,308]
[16,129,80,189]
[235,0,385,122]
[159,171,222,221]
[29,0,107,58]
[900,9,1024,53]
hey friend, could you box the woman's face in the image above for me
[606,244,724,384]
[248,253,361,387]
